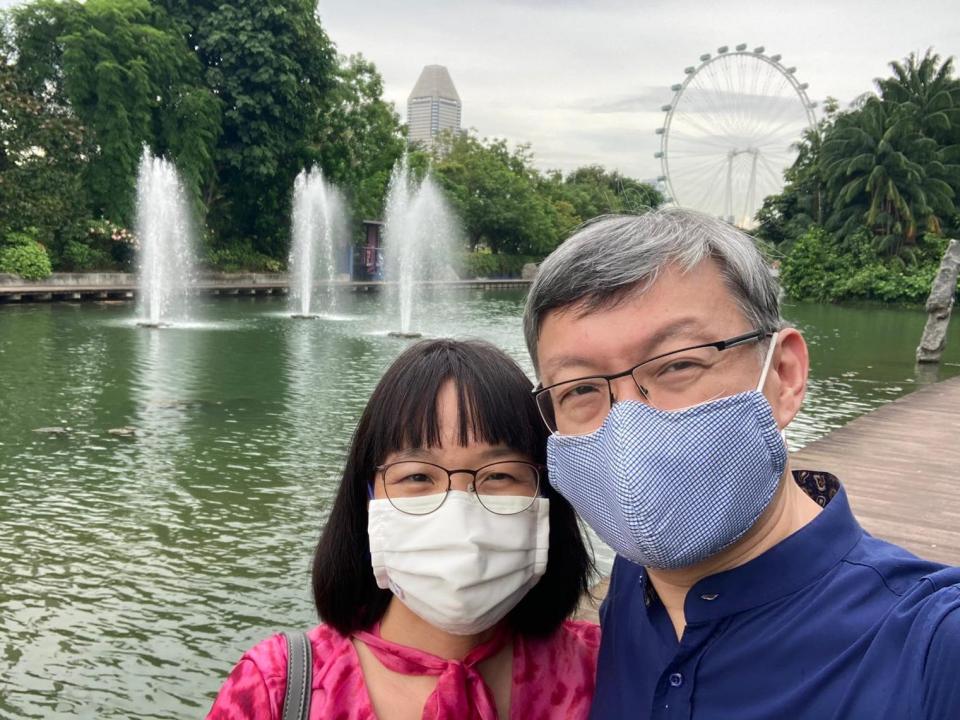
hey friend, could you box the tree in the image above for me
[315,53,406,237]
[10,0,220,225]
[160,0,337,257]
[754,98,839,245]
[432,132,564,255]
[821,94,958,256]
[0,22,91,256]
[761,52,960,257]
[878,49,960,150]
[542,165,663,230]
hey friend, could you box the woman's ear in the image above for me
[768,328,808,429]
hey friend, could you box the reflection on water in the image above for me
[1,293,959,718]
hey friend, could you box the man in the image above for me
[523,208,960,719]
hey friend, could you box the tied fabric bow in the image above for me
[353,625,510,720]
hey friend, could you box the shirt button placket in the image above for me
[653,668,692,720]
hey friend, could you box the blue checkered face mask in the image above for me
[546,333,787,569]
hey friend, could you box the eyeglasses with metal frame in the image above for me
[375,459,543,515]
[533,329,773,435]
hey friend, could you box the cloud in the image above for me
[571,88,670,114]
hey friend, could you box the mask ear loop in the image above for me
[756,331,779,392]
[756,331,788,443]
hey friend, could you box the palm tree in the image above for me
[821,90,959,257]
[877,49,960,149]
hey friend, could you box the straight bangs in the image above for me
[366,340,546,469]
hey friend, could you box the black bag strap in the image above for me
[282,631,312,720]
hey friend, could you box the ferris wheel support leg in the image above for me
[744,150,759,228]
[724,153,734,224]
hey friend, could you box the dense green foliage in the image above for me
[157,0,337,256]
[10,0,219,223]
[432,131,663,256]
[0,31,91,264]
[0,0,662,273]
[57,220,137,271]
[317,53,408,239]
[758,50,960,304]
[779,227,944,304]
[460,251,541,279]
[0,230,53,279]
[543,165,663,222]
[432,133,563,255]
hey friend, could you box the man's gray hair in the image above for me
[523,207,783,372]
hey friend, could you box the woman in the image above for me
[208,339,598,719]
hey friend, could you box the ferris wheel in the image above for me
[656,45,817,228]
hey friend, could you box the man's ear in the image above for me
[768,328,808,429]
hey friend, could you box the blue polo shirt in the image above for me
[591,471,960,720]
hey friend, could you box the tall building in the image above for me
[407,65,462,148]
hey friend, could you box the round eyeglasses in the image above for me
[375,460,542,515]
[534,329,772,435]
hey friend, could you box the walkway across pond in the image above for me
[580,374,960,620]
[0,274,532,303]
[791,373,960,566]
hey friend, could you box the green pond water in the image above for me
[1,290,959,718]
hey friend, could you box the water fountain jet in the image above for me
[288,167,347,319]
[135,148,197,328]
[383,157,459,337]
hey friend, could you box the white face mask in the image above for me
[367,491,550,635]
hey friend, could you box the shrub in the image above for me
[82,219,138,270]
[0,231,53,280]
[459,252,542,279]
[205,241,284,273]
[3,230,38,248]
[60,240,113,271]
[780,227,955,305]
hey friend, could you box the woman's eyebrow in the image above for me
[392,448,434,461]
[477,446,526,462]
[391,446,524,463]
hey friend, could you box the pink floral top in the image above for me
[207,620,600,720]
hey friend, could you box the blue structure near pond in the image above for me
[353,220,384,280]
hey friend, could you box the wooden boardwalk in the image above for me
[792,373,960,566]
[0,277,532,303]
[579,374,960,620]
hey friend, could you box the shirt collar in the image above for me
[666,471,863,624]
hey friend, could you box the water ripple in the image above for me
[1,294,959,718]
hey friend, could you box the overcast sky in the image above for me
[4,0,958,181]
[317,0,959,181]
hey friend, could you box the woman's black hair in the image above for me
[312,338,593,637]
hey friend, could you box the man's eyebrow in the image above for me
[541,353,594,377]
[641,318,712,356]
[541,317,711,379]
